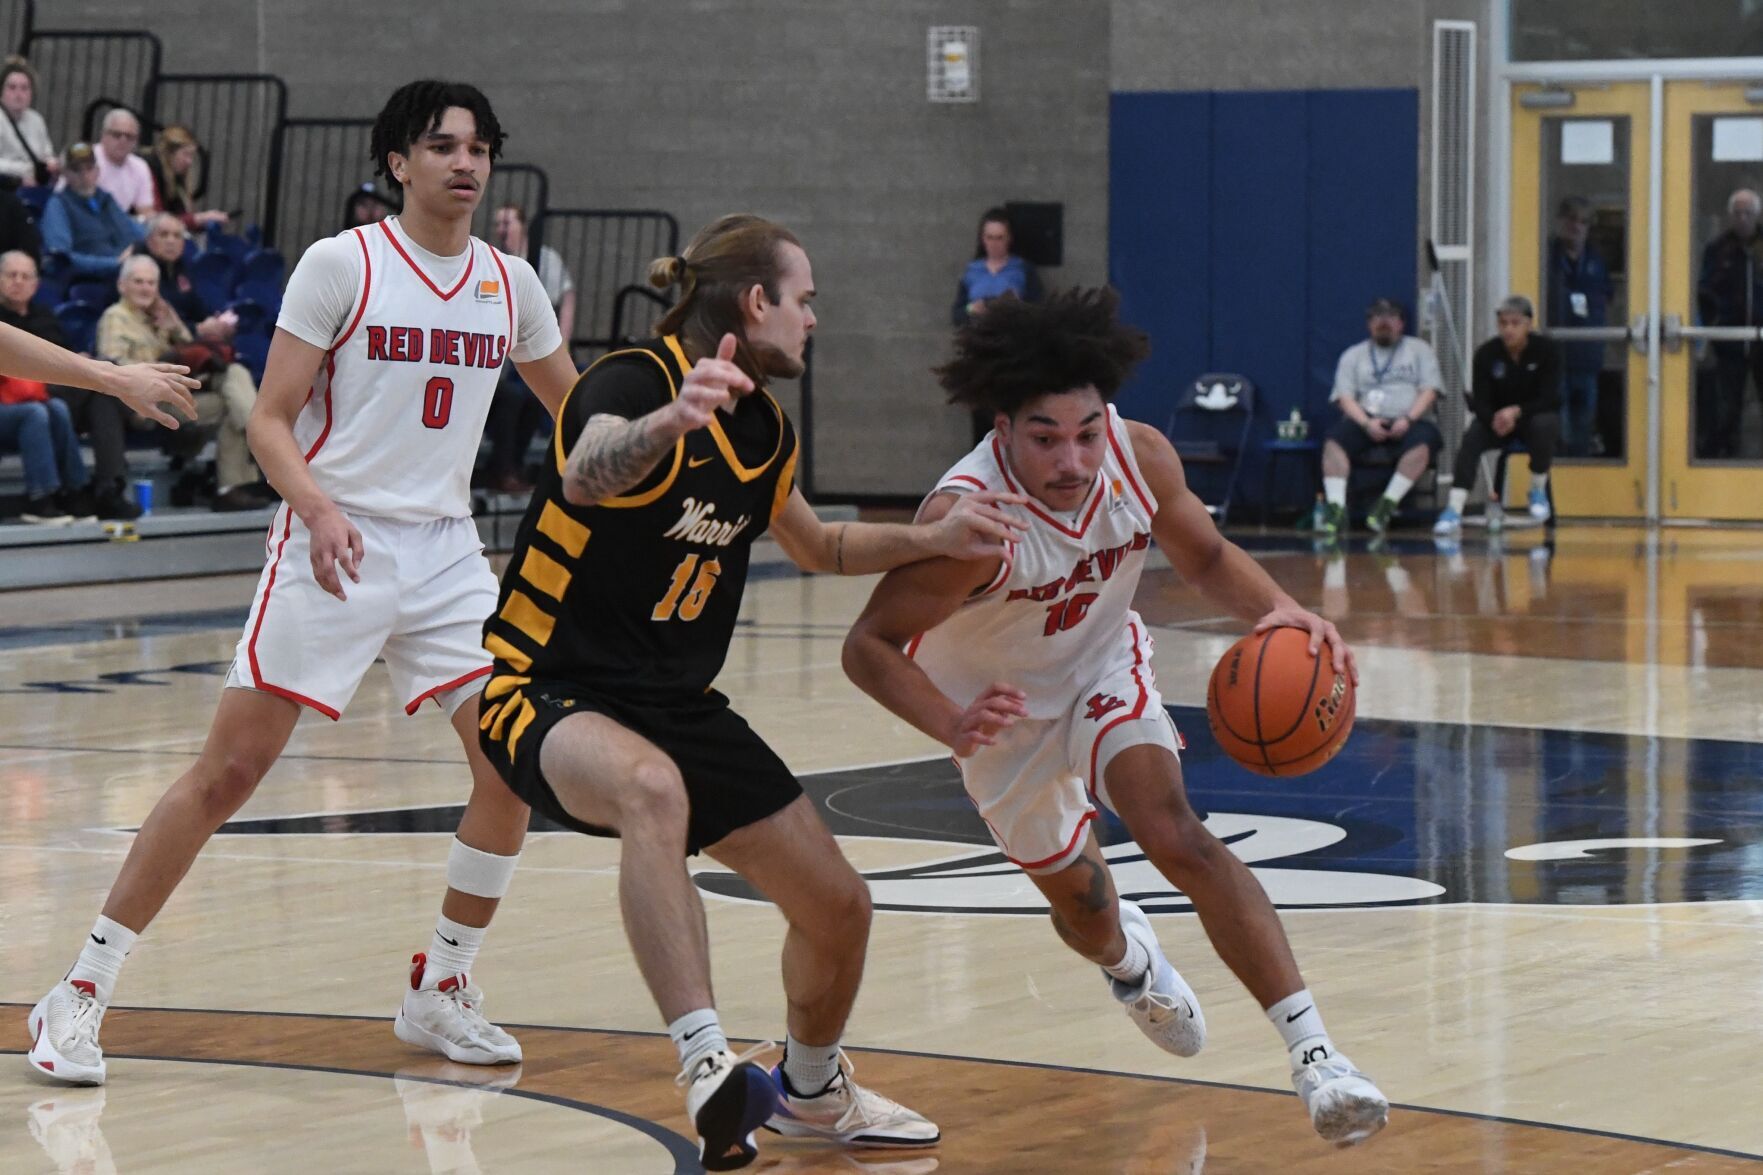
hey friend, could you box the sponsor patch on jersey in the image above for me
[474,279,503,303]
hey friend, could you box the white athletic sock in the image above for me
[1383,472,1415,505]
[1323,477,1347,508]
[1101,929,1152,987]
[68,916,136,1005]
[1268,988,1336,1067]
[782,1032,842,1096]
[1448,487,1469,514]
[423,915,484,986]
[669,1008,727,1075]
[1532,471,1549,492]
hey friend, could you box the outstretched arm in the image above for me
[842,494,1027,756]
[0,320,197,426]
[770,485,1027,574]
[1127,420,1356,681]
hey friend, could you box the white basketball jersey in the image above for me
[292,221,517,522]
[910,406,1160,719]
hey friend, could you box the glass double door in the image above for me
[1512,79,1763,521]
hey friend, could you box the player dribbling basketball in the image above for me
[843,287,1390,1146]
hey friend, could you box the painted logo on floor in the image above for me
[201,703,1763,910]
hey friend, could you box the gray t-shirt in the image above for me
[1331,336,1443,419]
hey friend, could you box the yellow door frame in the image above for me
[1511,83,1653,519]
[1661,81,1763,520]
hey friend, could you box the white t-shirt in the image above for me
[1330,336,1443,420]
[275,217,564,521]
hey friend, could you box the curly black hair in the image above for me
[935,286,1150,417]
[370,80,504,190]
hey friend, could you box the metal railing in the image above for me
[20,28,159,150]
[532,208,679,359]
[273,117,376,260]
[2,0,33,57]
[471,161,548,248]
[145,73,287,240]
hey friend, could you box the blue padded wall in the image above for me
[1109,88,1418,514]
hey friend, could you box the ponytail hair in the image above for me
[649,213,801,382]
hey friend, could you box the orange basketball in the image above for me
[1206,626,1354,777]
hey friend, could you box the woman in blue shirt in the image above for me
[951,207,1042,326]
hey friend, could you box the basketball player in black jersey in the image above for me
[479,214,1021,1169]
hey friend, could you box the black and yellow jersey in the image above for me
[481,334,799,700]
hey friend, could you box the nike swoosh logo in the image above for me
[90,934,106,945]
[682,1025,707,1041]
[1286,1005,1313,1023]
[439,935,460,947]
[688,455,713,468]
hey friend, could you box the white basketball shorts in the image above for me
[225,506,496,720]
[955,621,1183,875]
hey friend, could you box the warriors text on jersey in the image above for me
[482,334,800,699]
[909,404,1160,719]
[276,216,559,522]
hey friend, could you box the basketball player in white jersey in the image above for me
[844,288,1391,1146]
[27,81,578,1084]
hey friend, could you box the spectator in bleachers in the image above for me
[0,57,56,189]
[143,212,235,345]
[1546,196,1612,456]
[1319,296,1445,537]
[146,125,230,231]
[94,109,156,217]
[343,182,395,230]
[0,376,92,524]
[1434,296,1561,535]
[97,254,266,511]
[480,202,574,491]
[492,203,575,328]
[951,206,1041,328]
[41,142,143,279]
[0,249,138,519]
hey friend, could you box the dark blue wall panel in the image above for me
[1108,90,1211,426]
[1109,87,1419,514]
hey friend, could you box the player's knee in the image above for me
[188,753,270,821]
[1135,806,1222,880]
[811,870,872,950]
[622,757,689,832]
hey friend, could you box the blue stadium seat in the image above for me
[187,251,236,314]
[203,229,250,265]
[238,248,286,289]
[54,300,104,355]
[225,298,272,339]
[66,279,115,308]
[16,185,49,215]
[233,279,281,317]
[233,330,271,382]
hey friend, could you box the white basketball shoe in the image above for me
[26,979,107,1085]
[680,1044,780,1171]
[1106,900,1207,1057]
[766,1052,940,1149]
[1291,1046,1389,1145]
[393,953,522,1065]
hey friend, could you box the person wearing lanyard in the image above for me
[1547,196,1613,456]
[1434,296,1562,536]
[1319,297,1445,537]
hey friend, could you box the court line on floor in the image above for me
[0,1047,698,1171]
[3,1004,1756,1164]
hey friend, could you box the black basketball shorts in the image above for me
[477,673,803,855]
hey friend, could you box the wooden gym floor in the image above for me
[2,524,1761,1172]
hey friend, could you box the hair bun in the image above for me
[648,255,684,290]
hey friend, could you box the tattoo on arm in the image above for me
[563,412,675,505]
